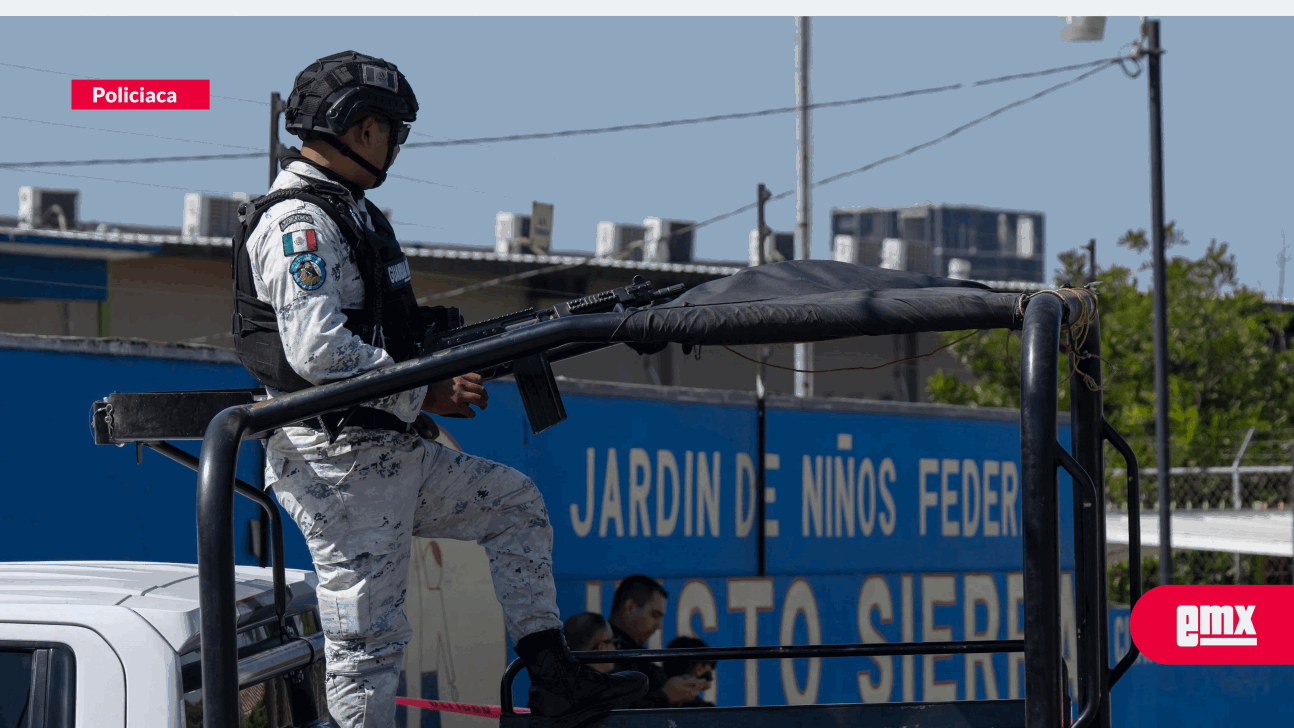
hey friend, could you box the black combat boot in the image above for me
[515,628,649,728]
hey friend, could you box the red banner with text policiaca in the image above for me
[71,80,210,110]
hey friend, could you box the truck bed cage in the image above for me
[90,261,1143,728]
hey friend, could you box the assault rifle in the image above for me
[420,276,685,434]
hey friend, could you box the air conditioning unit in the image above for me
[880,238,907,271]
[530,202,554,255]
[495,211,531,255]
[834,234,887,267]
[596,222,647,261]
[183,193,249,239]
[947,257,972,280]
[19,187,80,231]
[643,217,695,264]
[1017,216,1037,258]
[748,230,795,266]
[833,234,857,263]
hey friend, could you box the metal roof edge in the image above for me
[0,333,241,364]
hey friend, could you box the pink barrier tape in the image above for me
[395,697,530,718]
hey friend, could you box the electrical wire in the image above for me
[0,152,265,169]
[650,59,1122,243]
[0,115,262,151]
[0,164,230,195]
[401,83,963,149]
[436,59,1122,298]
[0,56,1127,169]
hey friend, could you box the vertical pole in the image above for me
[1070,316,1108,728]
[269,92,284,189]
[1230,427,1254,582]
[198,407,252,728]
[794,16,814,398]
[756,183,770,577]
[1020,294,1065,728]
[1146,19,1173,588]
[1086,238,1097,283]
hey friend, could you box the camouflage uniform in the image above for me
[251,159,562,728]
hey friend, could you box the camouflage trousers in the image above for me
[267,432,562,728]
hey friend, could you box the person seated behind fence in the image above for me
[609,574,712,707]
[662,636,717,708]
[563,612,618,674]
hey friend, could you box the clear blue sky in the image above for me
[3,16,1292,295]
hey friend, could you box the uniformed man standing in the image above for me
[231,51,647,728]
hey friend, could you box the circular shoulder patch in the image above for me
[290,252,327,291]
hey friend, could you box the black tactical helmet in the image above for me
[285,51,418,140]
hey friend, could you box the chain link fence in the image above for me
[1104,428,1294,588]
[1105,428,1294,511]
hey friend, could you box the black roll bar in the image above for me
[143,441,290,639]
[192,291,1112,728]
[1104,421,1143,687]
[1020,292,1066,728]
[1067,313,1110,728]
[1055,443,1103,728]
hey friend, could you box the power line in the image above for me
[0,56,1124,169]
[402,83,962,149]
[660,59,1122,242]
[0,164,229,195]
[0,115,261,151]
[443,58,1122,297]
[0,151,265,169]
[404,58,1116,148]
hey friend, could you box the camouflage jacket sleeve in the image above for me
[249,198,426,419]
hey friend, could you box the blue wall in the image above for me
[8,342,1291,722]
[0,342,310,569]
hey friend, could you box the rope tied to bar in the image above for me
[1018,284,1108,392]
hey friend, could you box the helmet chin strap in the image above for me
[320,133,395,189]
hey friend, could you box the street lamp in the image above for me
[1060,16,1107,42]
[1062,17,1173,588]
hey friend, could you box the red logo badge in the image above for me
[1130,585,1294,664]
[71,80,210,110]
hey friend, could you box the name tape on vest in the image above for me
[279,213,316,232]
[387,259,411,286]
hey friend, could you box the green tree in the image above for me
[927,223,1294,506]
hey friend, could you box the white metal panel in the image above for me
[1107,511,1294,557]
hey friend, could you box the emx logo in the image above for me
[1177,604,1256,646]
[1132,585,1293,664]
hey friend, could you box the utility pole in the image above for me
[269,92,288,189]
[755,183,771,576]
[1144,19,1173,588]
[1086,238,1097,283]
[794,16,814,398]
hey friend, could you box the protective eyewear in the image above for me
[394,123,411,145]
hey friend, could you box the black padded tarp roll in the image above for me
[613,260,1026,346]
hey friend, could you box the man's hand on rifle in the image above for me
[423,373,489,418]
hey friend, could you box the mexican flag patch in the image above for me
[282,229,318,256]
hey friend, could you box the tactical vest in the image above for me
[231,179,422,392]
